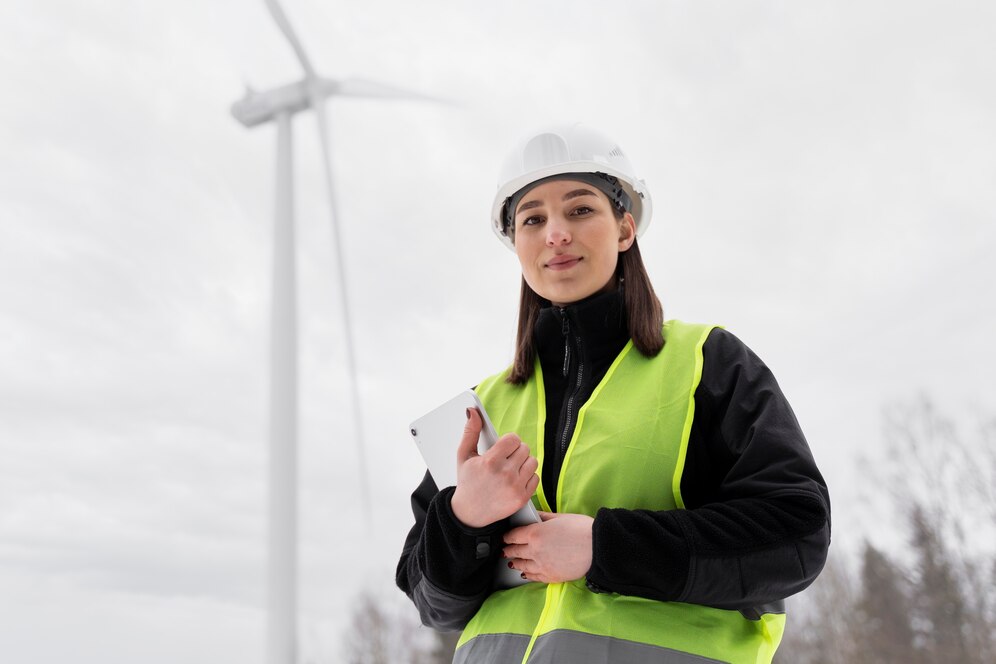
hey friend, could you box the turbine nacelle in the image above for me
[231,77,446,128]
[231,79,311,127]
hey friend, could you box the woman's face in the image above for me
[513,178,636,307]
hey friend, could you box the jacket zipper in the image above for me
[558,308,585,458]
[520,310,585,661]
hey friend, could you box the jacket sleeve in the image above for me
[395,470,510,631]
[586,328,831,609]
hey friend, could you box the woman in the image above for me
[397,124,830,664]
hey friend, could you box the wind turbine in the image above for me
[230,2,438,662]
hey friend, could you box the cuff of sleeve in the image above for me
[440,487,509,538]
[419,487,509,594]
[587,507,691,602]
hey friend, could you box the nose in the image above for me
[545,218,571,246]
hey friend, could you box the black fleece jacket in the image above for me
[397,291,831,629]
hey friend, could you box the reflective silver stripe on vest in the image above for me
[456,630,729,664]
[529,630,729,664]
[453,633,530,664]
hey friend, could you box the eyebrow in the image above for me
[516,188,599,216]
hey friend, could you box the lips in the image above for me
[545,255,582,271]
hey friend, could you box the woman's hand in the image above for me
[450,408,540,528]
[502,511,594,583]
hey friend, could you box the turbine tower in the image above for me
[230,2,436,662]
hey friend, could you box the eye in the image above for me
[520,215,544,227]
[570,205,595,216]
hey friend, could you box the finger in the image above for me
[503,524,532,544]
[507,441,531,467]
[512,558,541,579]
[502,544,527,560]
[519,455,539,478]
[538,510,558,522]
[525,473,540,495]
[490,433,522,459]
[521,571,548,583]
[456,407,483,463]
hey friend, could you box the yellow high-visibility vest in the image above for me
[457,320,785,664]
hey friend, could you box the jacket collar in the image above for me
[534,290,630,370]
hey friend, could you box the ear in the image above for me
[617,213,636,252]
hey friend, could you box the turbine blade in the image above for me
[311,95,374,528]
[316,77,454,105]
[264,0,316,79]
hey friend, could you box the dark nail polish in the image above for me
[507,561,514,568]
[465,408,471,419]
[520,573,527,579]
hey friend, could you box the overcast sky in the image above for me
[1,1,994,662]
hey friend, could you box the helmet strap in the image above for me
[501,172,632,238]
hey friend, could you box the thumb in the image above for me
[457,407,483,463]
[538,511,559,522]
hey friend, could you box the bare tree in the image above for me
[775,554,859,664]
[341,591,437,664]
[880,396,994,561]
[779,396,995,663]
[854,541,917,663]
[908,503,974,663]
[883,397,995,664]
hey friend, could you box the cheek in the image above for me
[597,254,620,282]
[514,245,531,271]
[595,231,623,270]
[515,246,541,284]
[514,235,543,266]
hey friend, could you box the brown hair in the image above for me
[506,224,664,385]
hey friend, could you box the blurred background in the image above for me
[0,1,993,662]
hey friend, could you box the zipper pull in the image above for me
[560,309,570,377]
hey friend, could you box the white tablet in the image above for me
[410,389,541,588]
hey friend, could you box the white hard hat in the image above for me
[490,124,652,251]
